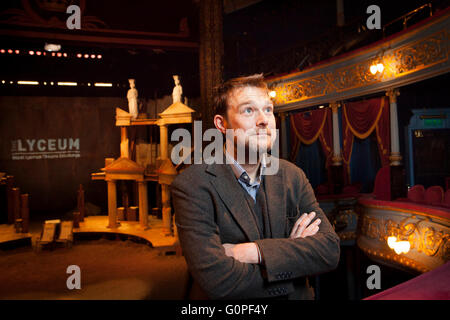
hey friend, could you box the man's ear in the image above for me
[214,115,228,134]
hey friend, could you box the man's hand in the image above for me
[223,242,259,264]
[289,211,321,239]
[222,211,321,263]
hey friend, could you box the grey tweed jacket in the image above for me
[171,157,340,300]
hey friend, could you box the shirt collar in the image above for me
[224,146,266,186]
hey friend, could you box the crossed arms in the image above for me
[223,211,322,264]
[171,165,340,299]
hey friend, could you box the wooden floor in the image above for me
[1,216,178,252]
[74,216,177,250]
[0,224,32,247]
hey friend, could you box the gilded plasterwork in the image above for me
[360,214,450,260]
[271,28,448,106]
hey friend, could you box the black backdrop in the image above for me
[0,96,123,219]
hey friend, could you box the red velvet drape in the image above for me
[342,96,390,184]
[290,109,328,161]
[289,108,333,184]
[318,109,333,175]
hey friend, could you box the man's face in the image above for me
[223,86,277,156]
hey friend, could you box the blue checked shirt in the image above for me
[224,148,267,203]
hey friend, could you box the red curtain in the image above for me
[318,109,333,173]
[342,96,390,184]
[290,108,328,162]
[289,108,333,185]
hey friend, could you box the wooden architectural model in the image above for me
[92,97,194,235]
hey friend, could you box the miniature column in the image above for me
[77,184,85,222]
[159,125,168,160]
[6,176,14,224]
[12,188,20,223]
[331,102,342,165]
[120,127,129,158]
[138,181,149,229]
[161,184,172,233]
[279,112,289,159]
[386,89,401,166]
[107,179,118,228]
[12,187,21,232]
[20,194,29,233]
[159,123,172,234]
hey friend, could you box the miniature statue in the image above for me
[127,79,138,119]
[172,75,183,104]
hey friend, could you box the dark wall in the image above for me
[0,96,123,219]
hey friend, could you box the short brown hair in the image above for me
[213,74,269,117]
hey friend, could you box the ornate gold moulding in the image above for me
[356,200,450,273]
[268,9,450,112]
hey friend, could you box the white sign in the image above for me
[11,138,81,160]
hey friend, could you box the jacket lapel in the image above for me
[206,163,261,242]
[263,167,286,238]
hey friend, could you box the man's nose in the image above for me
[256,110,269,127]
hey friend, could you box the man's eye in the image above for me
[265,107,273,113]
[244,108,253,114]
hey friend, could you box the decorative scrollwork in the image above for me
[271,29,448,106]
[360,214,449,260]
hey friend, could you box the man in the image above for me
[171,74,340,300]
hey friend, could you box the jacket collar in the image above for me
[205,157,286,240]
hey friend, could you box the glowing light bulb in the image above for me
[399,241,410,254]
[387,236,397,249]
[29,51,35,55]
[370,65,378,75]
[377,63,384,73]
[77,53,82,58]
[269,90,276,98]
[387,236,410,254]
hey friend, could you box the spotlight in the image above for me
[90,54,96,59]
[63,53,67,57]
[77,53,82,58]
[269,91,276,98]
[0,49,5,53]
[97,54,102,59]
[44,43,61,52]
[57,52,62,57]
[370,65,378,75]
[51,52,56,57]
[84,54,89,58]
[8,49,13,54]
[318,105,325,109]
[15,50,20,54]
[36,51,42,56]
[29,51,35,55]
[17,81,39,85]
[94,83,113,87]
